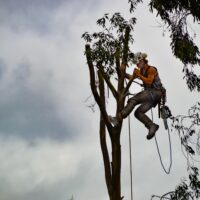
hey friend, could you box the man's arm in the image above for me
[134,67,156,85]
[120,63,138,80]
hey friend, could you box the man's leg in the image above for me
[121,97,138,118]
[109,97,138,127]
[121,90,151,119]
[134,102,159,139]
[109,91,144,126]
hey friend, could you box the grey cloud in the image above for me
[0,60,78,141]
[0,165,102,200]
[18,164,102,200]
[0,136,105,200]
[0,0,66,9]
[0,58,7,80]
[0,0,67,34]
[13,60,32,81]
[0,0,100,35]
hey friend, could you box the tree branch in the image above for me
[151,191,174,200]
[98,67,118,99]
[123,75,135,95]
[85,44,112,130]
[122,26,130,65]
[118,26,131,93]
[115,47,121,78]
[99,72,113,199]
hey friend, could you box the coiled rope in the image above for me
[150,109,173,174]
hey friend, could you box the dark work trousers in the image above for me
[121,89,162,128]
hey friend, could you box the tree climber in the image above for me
[109,52,166,140]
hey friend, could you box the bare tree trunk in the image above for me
[111,130,122,200]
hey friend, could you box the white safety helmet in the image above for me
[132,52,148,64]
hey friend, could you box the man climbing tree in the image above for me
[128,0,200,199]
[109,52,166,140]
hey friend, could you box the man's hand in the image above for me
[133,68,140,77]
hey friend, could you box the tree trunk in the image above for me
[98,70,122,200]
[111,129,122,200]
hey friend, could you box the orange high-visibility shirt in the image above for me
[138,65,157,86]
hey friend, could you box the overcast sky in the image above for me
[0,0,200,200]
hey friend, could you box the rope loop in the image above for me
[151,109,173,174]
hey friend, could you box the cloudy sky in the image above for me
[0,0,199,200]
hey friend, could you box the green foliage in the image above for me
[171,181,191,200]
[172,102,200,159]
[183,67,200,92]
[149,0,200,91]
[168,103,200,200]
[128,0,143,13]
[173,36,199,65]
[170,167,200,200]
[149,0,200,64]
[82,13,136,76]
[149,0,200,22]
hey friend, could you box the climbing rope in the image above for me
[151,109,173,174]
[128,114,133,200]
[154,133,172,174]
[127,91,133,200]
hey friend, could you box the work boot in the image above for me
[146,123,159,140]
[108,115,119,127]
